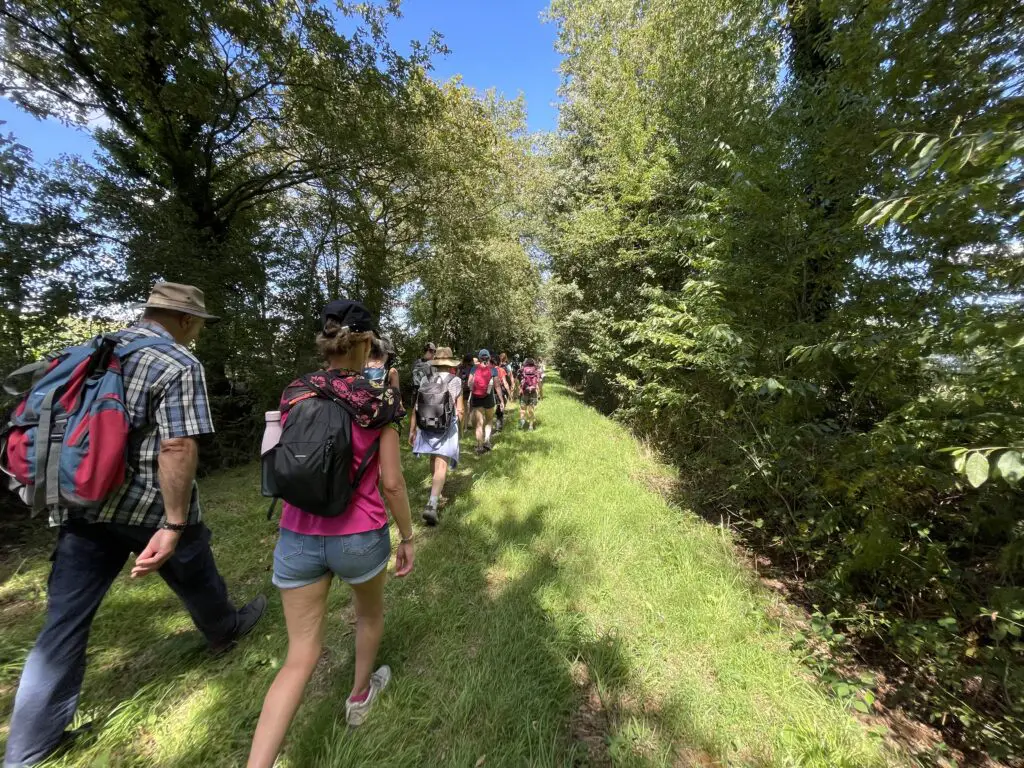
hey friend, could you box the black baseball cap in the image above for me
[320,299,379,336]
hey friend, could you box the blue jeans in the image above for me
[3,520,238,768]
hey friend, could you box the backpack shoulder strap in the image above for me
[352,435,381,486]
[2,360,49,397]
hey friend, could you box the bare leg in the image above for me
[248,576,331,768]
[350,569,387,698]
[430,455,448,499]
[473,407,485,448]
[483,408,495,445]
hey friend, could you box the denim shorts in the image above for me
[272,526,391,589]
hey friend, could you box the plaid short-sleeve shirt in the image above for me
[55,321,216,528]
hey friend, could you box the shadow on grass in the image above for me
[255,434,715,767]
[0,385,766,768]
[0,415,571,766]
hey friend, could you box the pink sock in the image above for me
[349,687,370,703]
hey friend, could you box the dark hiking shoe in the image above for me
[44,721,97,762]
[210,595,268,656]
[483,441,493,452]
[474,445,486,455]
[422,504,439,526]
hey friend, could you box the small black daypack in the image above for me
[262,376,379,518]
[415,372,453,432]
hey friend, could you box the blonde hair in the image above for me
[316,318,373,358]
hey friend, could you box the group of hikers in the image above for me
[408,343,545,525]
[0,283,545,768]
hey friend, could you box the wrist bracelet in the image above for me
[161,521,187,532]
[399,532,414,543]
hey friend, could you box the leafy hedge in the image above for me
[543,0,1023,759]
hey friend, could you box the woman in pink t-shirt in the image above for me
[248,300,414,768]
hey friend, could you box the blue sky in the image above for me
[0,0,562,164]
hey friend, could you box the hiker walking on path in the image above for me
[504,354,519,404]
[493,353,515,432]
[410,341,435,400]
[2,282,267,768]
[467,349,499,454]
[248,299,413,768]
[519,358,541,430]
[456,353,474,437]
[364,336,399,389]
[408,346,463,526]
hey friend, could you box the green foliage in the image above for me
[0,129,96,381]
[542,0,1024,758]
[0,1,548,461]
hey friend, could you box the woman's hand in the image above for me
[408,430,415,447]
[395,540,415,577]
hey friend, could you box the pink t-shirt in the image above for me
[279,422,388,536]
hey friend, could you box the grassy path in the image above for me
[0,376,889,767]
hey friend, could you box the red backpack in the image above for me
[471,365,495,398]
[521,365,540,393]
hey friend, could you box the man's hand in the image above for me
[131,528,182,578]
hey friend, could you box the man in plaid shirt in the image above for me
[4,283,267,768]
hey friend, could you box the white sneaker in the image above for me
[345,665,391,727]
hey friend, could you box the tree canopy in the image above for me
[1,0,547,464]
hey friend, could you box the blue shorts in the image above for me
[272,526,391,589]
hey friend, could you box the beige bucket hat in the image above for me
[135,282,220,323]
[431,346,461,368]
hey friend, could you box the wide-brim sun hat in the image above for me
[431,347,461,367]
[134,281,220,323]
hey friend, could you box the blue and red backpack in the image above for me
[1,334,171,516]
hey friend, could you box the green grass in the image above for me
[0,376,892,767]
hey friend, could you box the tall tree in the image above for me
[0,0,427,368]
[0,129,94,378]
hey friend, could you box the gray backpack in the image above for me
[415,372,454,432]
[412,358,433,389]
